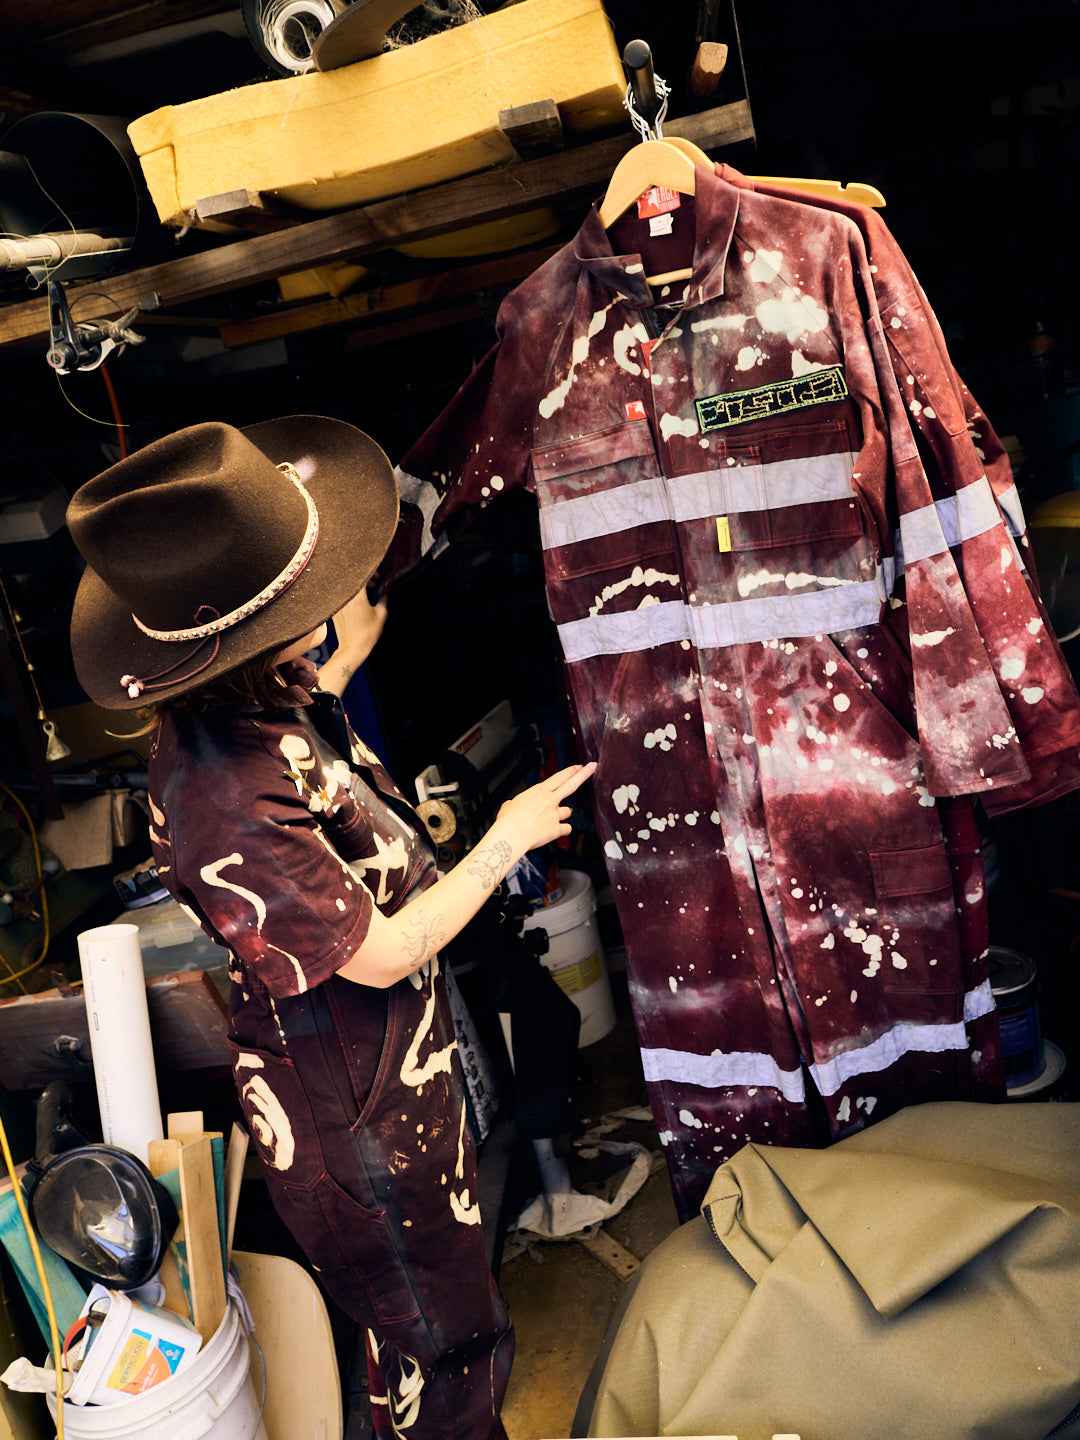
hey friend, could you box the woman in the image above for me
[66,415,595,1440]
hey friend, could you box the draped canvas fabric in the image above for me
[586,1101,1080,1440]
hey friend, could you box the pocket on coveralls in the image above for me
[230,1042,326,1191]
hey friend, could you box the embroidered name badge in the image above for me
[695,365,849,432]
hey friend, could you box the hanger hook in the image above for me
[622,38,671,142]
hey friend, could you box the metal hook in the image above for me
[622,39,671,142]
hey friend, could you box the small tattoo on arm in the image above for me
[466,839,513,890]
[402,908,446,968]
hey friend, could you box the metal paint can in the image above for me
[989,945,1044,1089]
[1005,1039,1070,1103]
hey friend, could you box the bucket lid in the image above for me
[520,870,596,938]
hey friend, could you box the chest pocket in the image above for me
[695,419,864,553]
[531,419,676,582]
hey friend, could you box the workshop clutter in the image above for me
[48,1297,263,1440]
[520,870,616,1047]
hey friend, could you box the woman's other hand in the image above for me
[318,588,388,697]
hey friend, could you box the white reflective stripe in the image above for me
[688,580,884,648]
[558,577,887,660]
[899,475,1001,565]
[810,1010,979,1097]
[997,481,1026,539]
[642,980,991,1105]
[963,977,996,1022]
[669,449,858,522]
[557,601,690,661]
[641,1046,807,1103]
[536,451,857,550]
[394,466,443,559]
[537,476,672,549]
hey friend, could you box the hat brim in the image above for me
[71,415,400,710]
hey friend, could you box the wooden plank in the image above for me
[223,1121,248,1265]
[219,242,561,348]
[194,189,301,235]
[0,102,755,349]
[177,1135,227,1340]
[147,1136,189,1321]
[0,969,230,1090]
[340,301,485,351]
[232,1249,343,1440]
[578,1227,641,1281]
[499,99,565,158]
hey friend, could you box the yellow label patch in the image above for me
[696,365,849,432]
[716,515,732,552]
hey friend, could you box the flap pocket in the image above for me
[871,843,953,898]
[532,420,675,580]
[230,1042,324,1191]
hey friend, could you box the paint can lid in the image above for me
[989,944,1037,996]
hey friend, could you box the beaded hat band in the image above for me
[131,465,319,644]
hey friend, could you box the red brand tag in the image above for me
[625,400,647,421]
[636,186,682,220]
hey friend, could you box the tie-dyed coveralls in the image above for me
[387,165,1080,1219]
[149,660,512,1440]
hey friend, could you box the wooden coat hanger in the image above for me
[663,136,886,209]
[598,140,697,230]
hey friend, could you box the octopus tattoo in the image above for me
[402,907,447,967]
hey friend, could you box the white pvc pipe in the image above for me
[78,924,164,1164]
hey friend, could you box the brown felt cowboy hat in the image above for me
[68,416,399,711]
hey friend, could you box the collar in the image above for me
[574,162,741,310]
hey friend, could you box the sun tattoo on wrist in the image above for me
[466,839,513,891]
[402,908,446,967]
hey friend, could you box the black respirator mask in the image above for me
[21,1081,178,1289]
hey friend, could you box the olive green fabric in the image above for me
[589,1102,1080,1440]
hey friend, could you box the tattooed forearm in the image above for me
[401,908,447,967]
[466,839,513,891]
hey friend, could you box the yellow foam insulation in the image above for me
[128,0,625,230]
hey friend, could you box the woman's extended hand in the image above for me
[337,760,597,990]
[492,762,598,855]
[318,588,389,697]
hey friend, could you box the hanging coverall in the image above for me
[149,657,513,1439]
[383,165,1080,1218]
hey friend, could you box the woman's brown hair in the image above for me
[127,650,300,734]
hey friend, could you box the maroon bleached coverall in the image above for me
[385,165,1080,1219]
[149,658,513,1440]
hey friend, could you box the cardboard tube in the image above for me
[78,923,164,1163]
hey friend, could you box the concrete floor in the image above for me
[495,968,681,1440]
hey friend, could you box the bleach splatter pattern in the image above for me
[149,660,512,1437]
[389,166,1080,1218]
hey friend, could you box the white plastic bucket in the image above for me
[49,1301,267,1440]
[65,1290,202,1407]
[521,870,616,1046]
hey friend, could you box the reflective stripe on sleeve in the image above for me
[899,474,1003,565]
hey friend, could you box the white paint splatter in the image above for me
[1022,687,1045,704]
[756,288,828,341]
[612,784,640,815]
[644,723,678,751]
[660,412,701,440]
[911,628,956,648]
